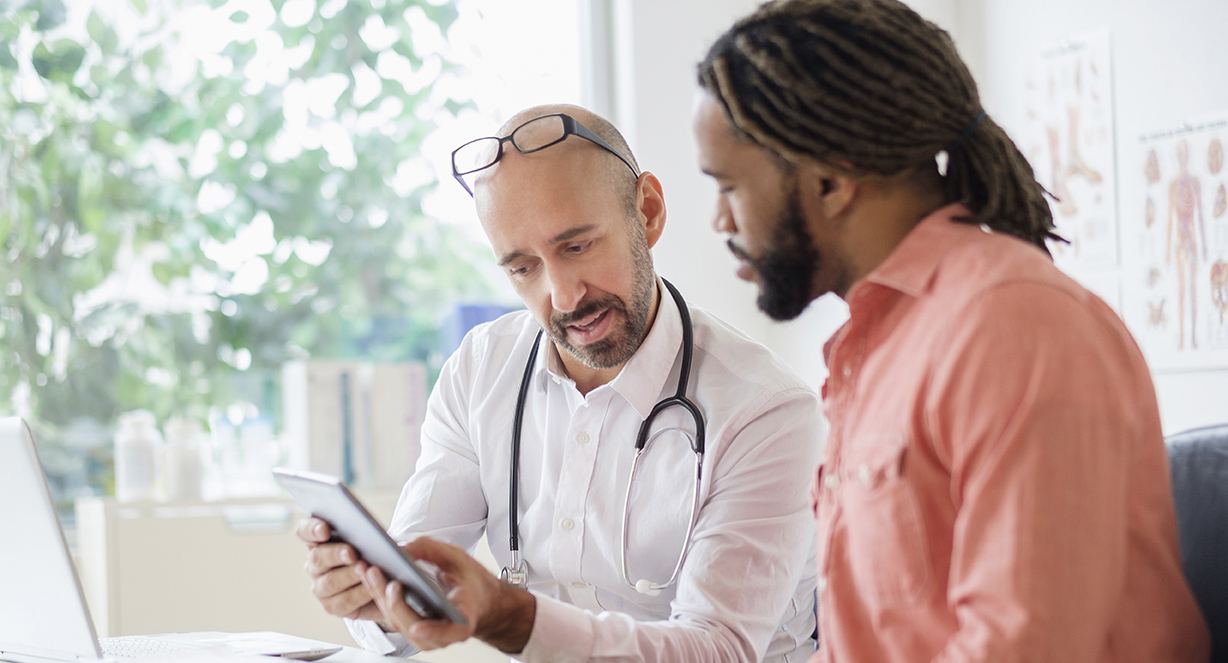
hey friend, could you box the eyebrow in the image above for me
[496,224,598,267]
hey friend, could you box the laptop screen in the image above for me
[0,417,103,662]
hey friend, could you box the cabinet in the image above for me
[74,495,506,662]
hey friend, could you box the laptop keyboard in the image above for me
[99,637,196,659]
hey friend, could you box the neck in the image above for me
[836,180,946,299]
[557,279,662,396]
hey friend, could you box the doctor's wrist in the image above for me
[477,585,536,654]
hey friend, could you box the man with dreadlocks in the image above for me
[693,1,1209,662]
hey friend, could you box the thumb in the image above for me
[404,536,469,574]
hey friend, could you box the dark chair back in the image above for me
[1168,424,1228,663]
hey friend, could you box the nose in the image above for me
[544,261,585,314]
[712,196,735,235]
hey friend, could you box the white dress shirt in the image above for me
[349,281,822,662]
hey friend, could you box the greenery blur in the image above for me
[0,0,499,503]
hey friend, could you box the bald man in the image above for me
[295,105,823,663]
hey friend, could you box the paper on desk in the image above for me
[139,632,343,661]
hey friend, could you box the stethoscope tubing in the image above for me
[504,279,706,593]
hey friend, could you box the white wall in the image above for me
[608,0,772,347]
[613,0,850,391]
[977,0,1228,435]
[618,0,1228,435]
[613,0,997,394]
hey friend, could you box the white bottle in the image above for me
[114,410,162,502]
[163,418,204,502]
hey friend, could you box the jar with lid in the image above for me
[114,410,163,502]
[163,418,204,501]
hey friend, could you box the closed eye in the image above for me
[563,240,592,255]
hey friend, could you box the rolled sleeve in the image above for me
[345,617,420,658]
[519,595,596,663]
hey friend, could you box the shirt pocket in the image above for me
[840,434,931,607]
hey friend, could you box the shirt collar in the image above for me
[535,277,681,421]
[857,202,972,299]
[826,203,971,370]
[610,277,682,421]
[543,334,569,385]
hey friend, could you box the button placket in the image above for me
[548,391,603,584]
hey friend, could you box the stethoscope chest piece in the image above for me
[500,552,527,589]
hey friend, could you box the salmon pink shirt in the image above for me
[811,204,1208,663]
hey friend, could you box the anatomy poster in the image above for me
[1121,114,1228,371]
[1020,29,1118,284]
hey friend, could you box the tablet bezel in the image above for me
[272,468,468,626]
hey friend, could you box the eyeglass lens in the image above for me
[453,115,567,176]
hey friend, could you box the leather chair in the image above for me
[1167,424,1228,663]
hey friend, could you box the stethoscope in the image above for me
[500,279,706,597]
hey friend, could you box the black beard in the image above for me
[729,186,821,321]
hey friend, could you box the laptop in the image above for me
[0,417,342,663]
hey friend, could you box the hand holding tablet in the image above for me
[273,468,468,626]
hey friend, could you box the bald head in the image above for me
[489,104,641,219]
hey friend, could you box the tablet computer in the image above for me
[272,468,467,626]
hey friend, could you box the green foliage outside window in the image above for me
[0,0,499,501]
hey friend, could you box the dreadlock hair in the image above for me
[697,0,1062,255]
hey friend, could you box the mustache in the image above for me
[553,295,624,327]
[726,237,752,263]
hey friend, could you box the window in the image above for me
[0,0,584,520]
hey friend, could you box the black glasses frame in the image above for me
[451,113,641,196]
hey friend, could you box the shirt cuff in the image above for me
[517,594,594,663]
[344,617,421,657]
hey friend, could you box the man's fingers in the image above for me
[381,579,421,635]
[312,565,363,600]
[305,542,359,577]
[360,566,420,629]
[360,566,447,651]
[378,577,468,651]
[358,559,477,651]
[319,581,375,619]
[295,517,332,544]
[297,518,380,621]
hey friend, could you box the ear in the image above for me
[636,171,667,248]
[800,165,857,221]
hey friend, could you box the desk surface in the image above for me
[319,646,393,663]
[322,642,507,663]
[146,640,504,663]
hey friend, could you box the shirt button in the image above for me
[572,581,586,589]
[980,223,993,233]
[858,464,871,485]
[576,432,590,444]
[841,365,852,378]
[824,473,840,490]
[561,518,575,531]
[817,576,828,593]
